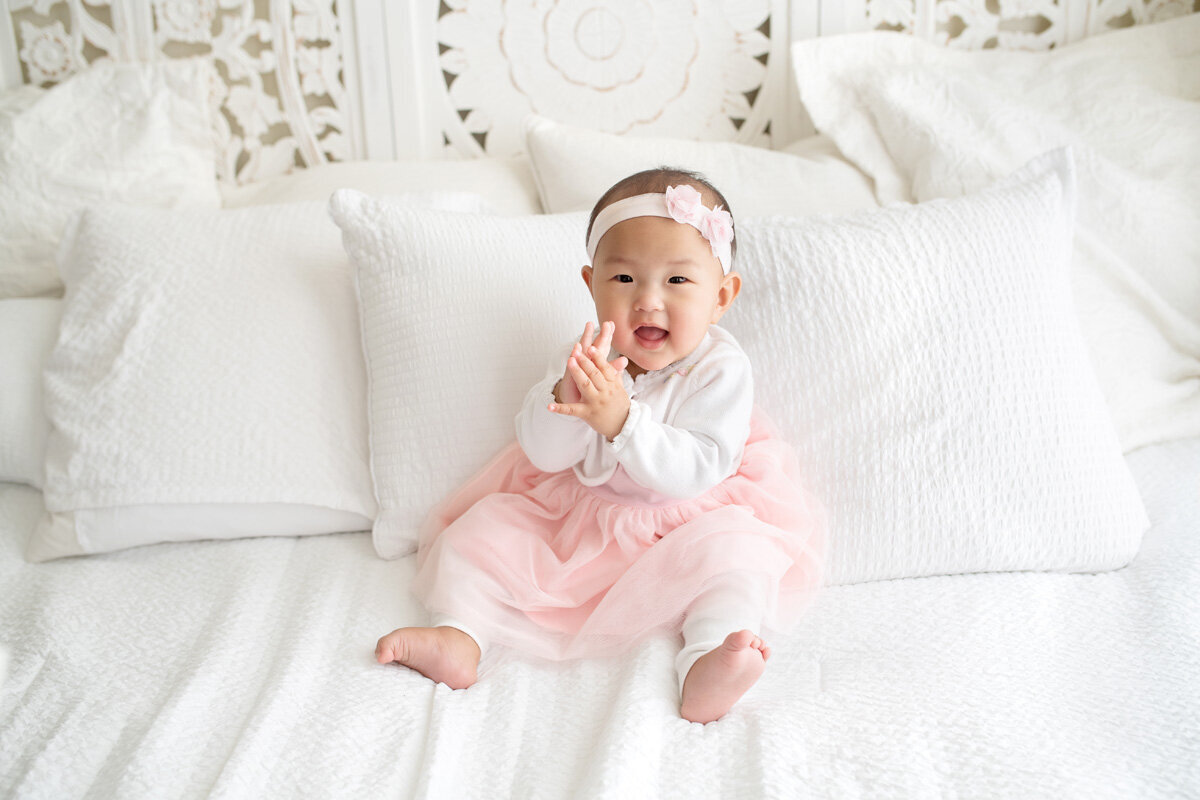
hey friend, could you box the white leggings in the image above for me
[674,571,766,695]
[432,571,766,698]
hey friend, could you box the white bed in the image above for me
[1,2,1198,798]
[0,438,1197,797]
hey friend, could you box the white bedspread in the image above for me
[2,439,1198,798]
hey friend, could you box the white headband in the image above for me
[586,184,734,274]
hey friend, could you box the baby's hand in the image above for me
[554,321,627,406]
[554,322,593,406]
[549,321,630,440]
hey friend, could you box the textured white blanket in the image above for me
[1,439,1197,798]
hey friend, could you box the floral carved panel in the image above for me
[865,0,1199,48]
[436,0,784,157]
[8,0,353,184]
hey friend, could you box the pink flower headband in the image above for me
[586,184,734,274]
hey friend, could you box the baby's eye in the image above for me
[615,274,633,283]
[668,276,688,284]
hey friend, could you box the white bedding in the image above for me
[1,438,1197,798]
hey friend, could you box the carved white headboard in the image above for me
[1,0,1191,184]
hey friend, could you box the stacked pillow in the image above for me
[8,50,1157,583]
[792,13,1200,452]
[0,299,61,487]
[333,147,1148,584]
[0,59,221,298]
[24,193,486,561]
[524,114,878,217]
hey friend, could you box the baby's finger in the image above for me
[579,321,596,350]
[547,400,584,417]
[566,356,596,392]
[595,320,615,355]
[573,352,607,387]
[610,355,629,374]
[586,344,619,380]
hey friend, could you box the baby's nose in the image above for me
[633,286,663,311]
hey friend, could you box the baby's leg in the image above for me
[678,572,768,724]
[375,616,484,690]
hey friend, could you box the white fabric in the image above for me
[330,190,597,559]
[524,113,879,217]
[31,198,496,560]
[220,155,543,215]
[721,148,1147,584]
[32,503,372,561]
[792,14,1200,452]
[0,298,61,487]
[518,328,753,499]
[0,59,221,298]
[0,436,1196,797]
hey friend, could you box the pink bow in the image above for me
[664,185,733,269]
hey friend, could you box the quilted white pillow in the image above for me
[0,298,61,487]
[0,59,221,298]
[792,14,1200,453]
[330,191,596,558]
[525,114,878,217]
[725,148,1147,584]
[30,193,485,561]
[333,149,1148,582]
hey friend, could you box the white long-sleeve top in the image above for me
[515,325,754,501]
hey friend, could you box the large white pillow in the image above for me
[330,191,595,559]
[726,148,1146,583]
[221,155,543,215]
[792,14,1200,453]
[331,148,1148,583]
[30,193,485,561]
[0,59,221,299]
[524,114,878,217]
[0,298,61,487]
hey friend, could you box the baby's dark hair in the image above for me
[586,166,737,264]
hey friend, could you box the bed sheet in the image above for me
[1,438,1198,799]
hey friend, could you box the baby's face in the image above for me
[584,216,739,377]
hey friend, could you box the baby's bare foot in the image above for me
[680,630,770,724]
[375,626,481,690]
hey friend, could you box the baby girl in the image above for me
[376,167,825,723]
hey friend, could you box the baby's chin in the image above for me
[625,352,677,376]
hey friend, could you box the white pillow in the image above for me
[524,114,878,217]
[0,59,221,299]
[0,298,61,487]
[792,15,1200,453]
[330,191,595,558]
[332,149,1148,582]
[725,148,1146,583]
[30,193,485,561]
[221,155,543,215]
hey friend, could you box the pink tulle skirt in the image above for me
[413,409,826,661]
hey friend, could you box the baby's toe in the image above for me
[375,637,395,663]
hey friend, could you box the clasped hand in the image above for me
[549,321,630,441]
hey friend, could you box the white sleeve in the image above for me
[608,349,753,499]
[515,343,594,473]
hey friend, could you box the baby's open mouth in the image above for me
[634,326,668,349]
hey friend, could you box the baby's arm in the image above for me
[609,350,753,499]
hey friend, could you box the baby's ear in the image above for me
[581,265,594,292]
[711,271,742,322]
